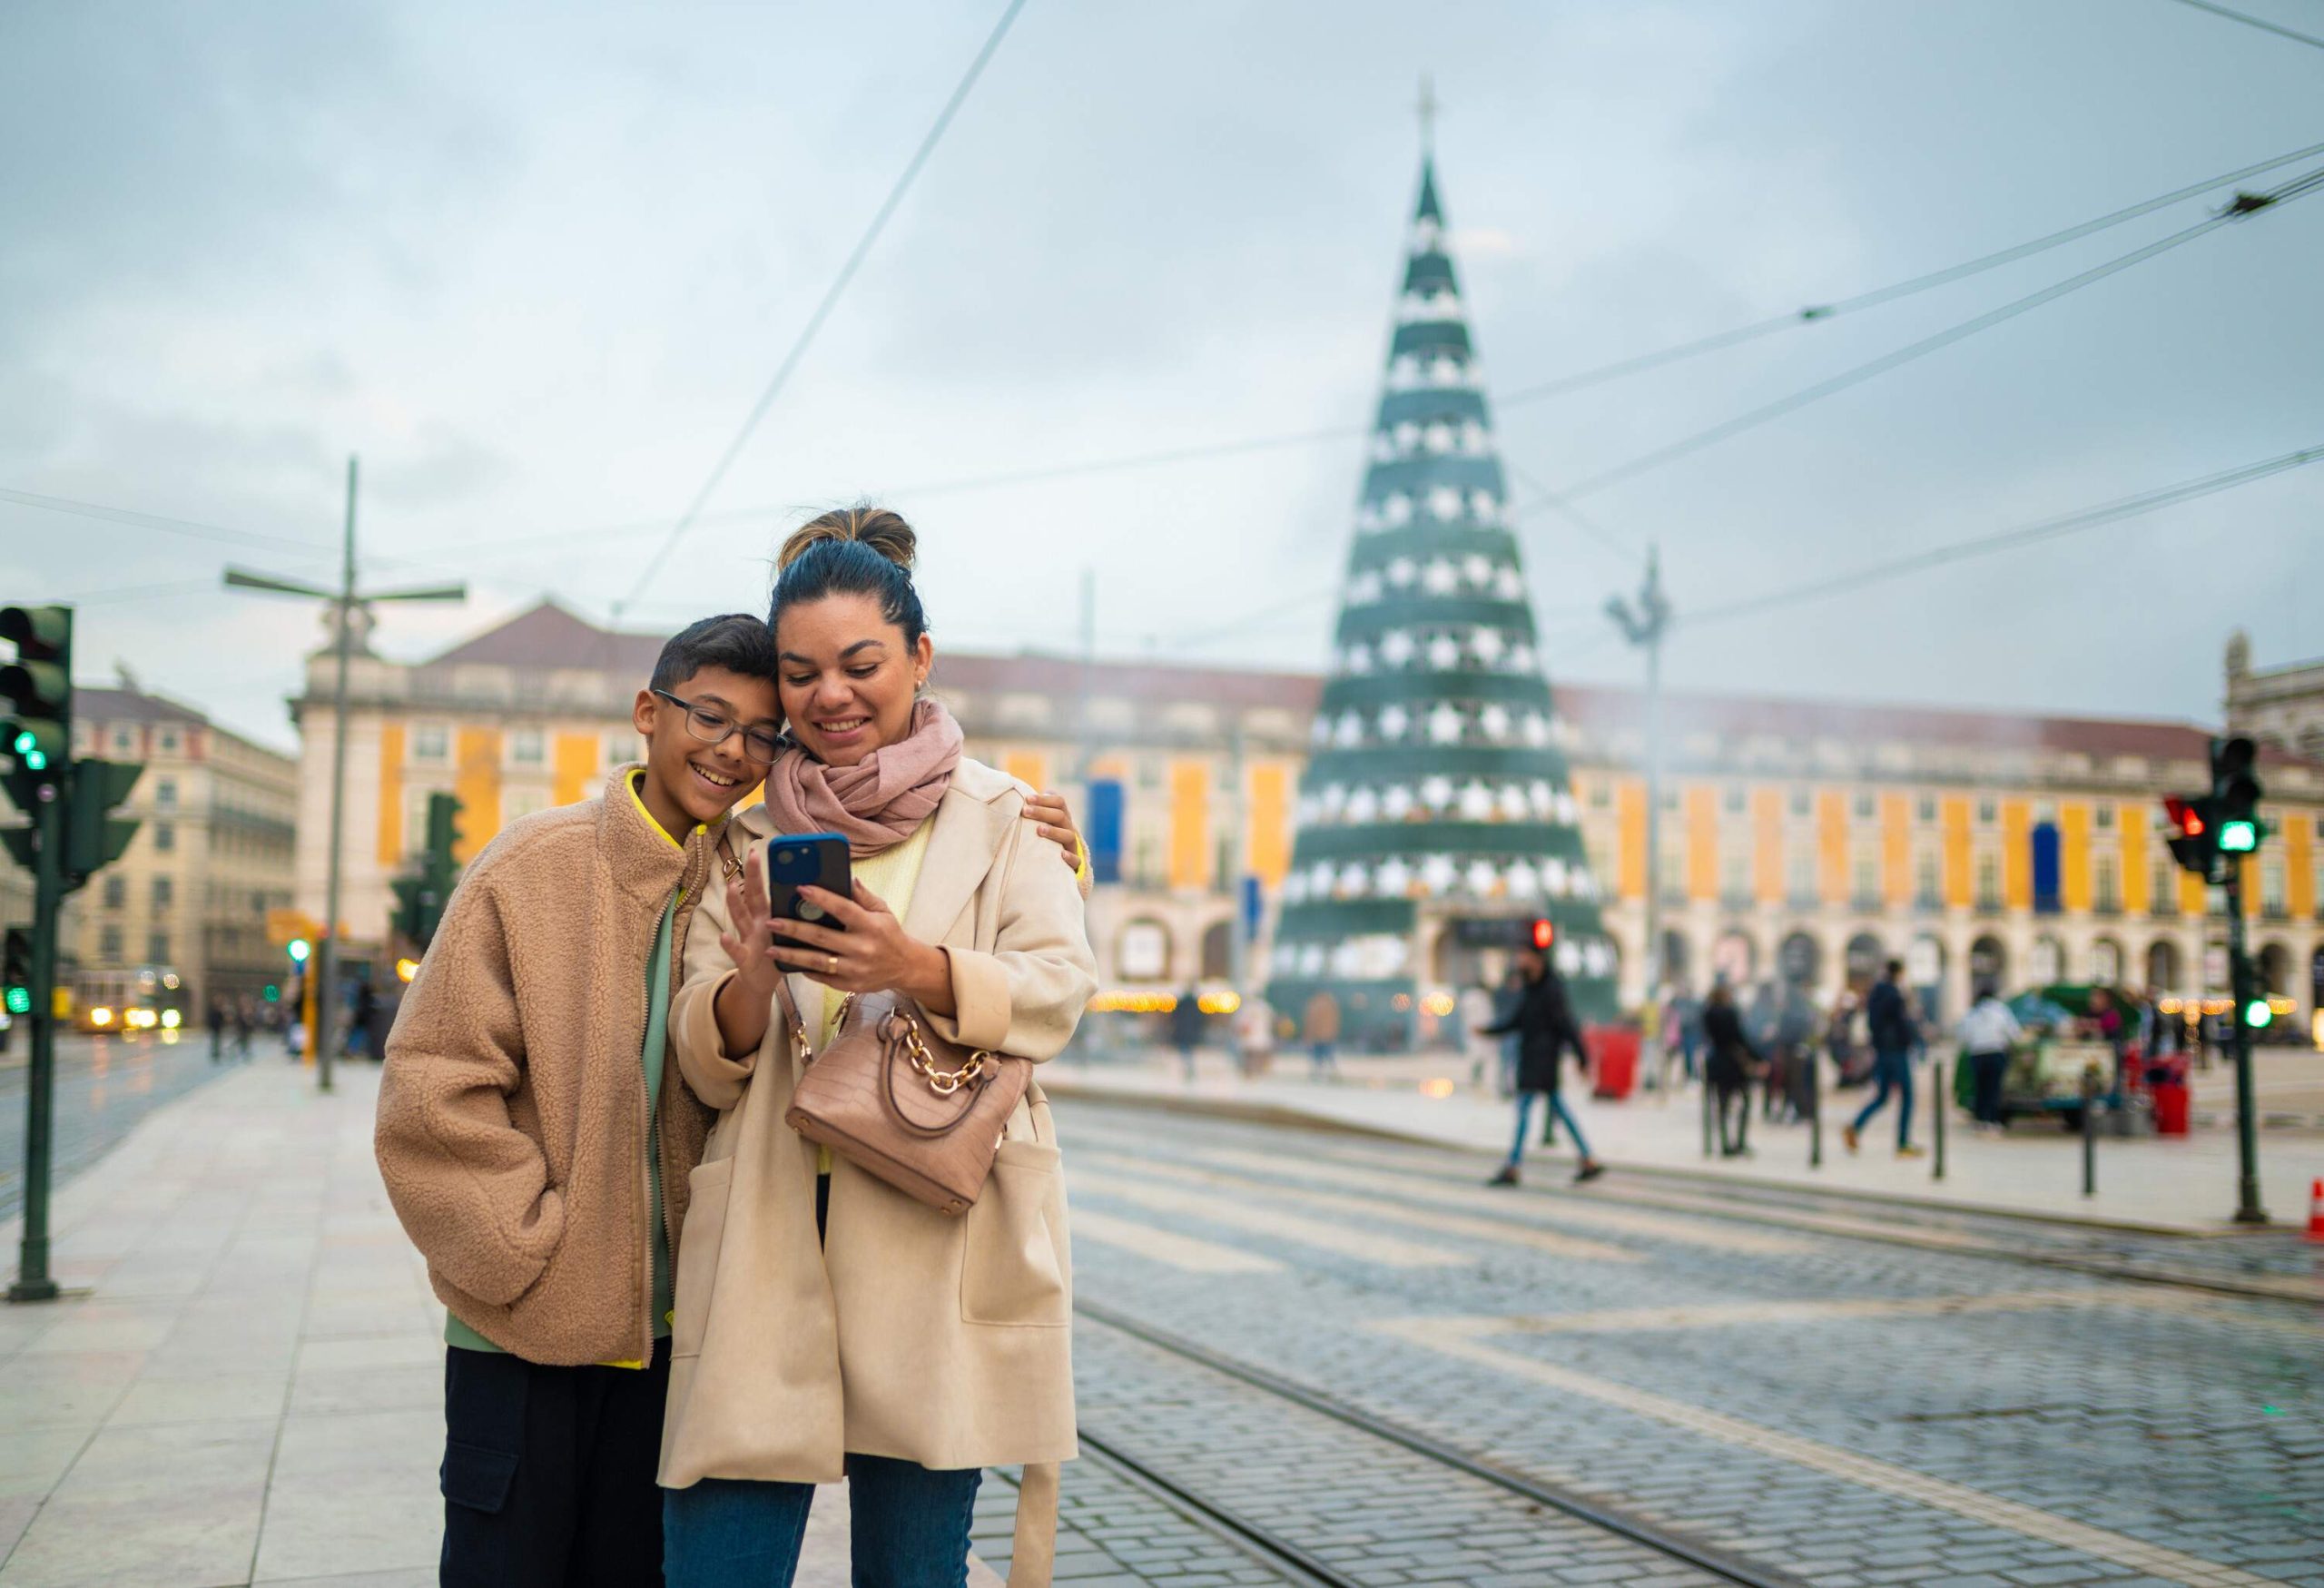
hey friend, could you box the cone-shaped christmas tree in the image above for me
[1265,154,1619,1048]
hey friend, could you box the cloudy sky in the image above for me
[3,0,2319,752]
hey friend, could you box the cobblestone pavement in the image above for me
[0,1034,247,1220]
[1047,1100,2324,1587]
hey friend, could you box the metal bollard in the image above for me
[1932,1057,1946,1182]
[1807,1050,1822,1169]
[2081,1063,2101,1198]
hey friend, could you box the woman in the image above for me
[1702,981,1761,1158]
[1477,949,1606,1187]
[658,507,1098,1588]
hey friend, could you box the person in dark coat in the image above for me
[1477,949,1605,1187]
[1168,985,1206,1083]
[1845,959,1924,1157]
[1702,981,1763,1157]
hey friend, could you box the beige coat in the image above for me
[658,756,1097,1491]
[376,772,718,1366]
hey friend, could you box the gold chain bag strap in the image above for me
[773,975,1032,1216]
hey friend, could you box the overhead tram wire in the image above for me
[2164,0,2324,51]
[1556,163,2324,502]
[355,130,2324,567]
[1502,463,1640,567]
[1681,441,2324,631]
[611,0,1029,616]
[1489,134,2324,408]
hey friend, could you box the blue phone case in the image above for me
[759,833,852,930]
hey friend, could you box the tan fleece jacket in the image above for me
[375,768,719,1367]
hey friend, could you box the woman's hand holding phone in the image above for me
[771,883,957,1018]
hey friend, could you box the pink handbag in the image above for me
[773,977,1031,1216]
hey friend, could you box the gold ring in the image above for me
[827,954,839,974]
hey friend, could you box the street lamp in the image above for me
[1606,547,1674,1080]
[225,457,463,1091]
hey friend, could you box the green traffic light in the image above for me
[286,939,310,964]
[2218,819,2258,853]
[2245,997,2271,1029]
[9,730,27,754]
[4,987,29,1016]
[21,749,44,772]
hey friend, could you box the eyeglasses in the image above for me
[653,690,784,764]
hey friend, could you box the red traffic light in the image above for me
[1531,918,1555,951]
[2162,795,2203,837]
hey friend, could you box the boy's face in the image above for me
[632,665,783,829]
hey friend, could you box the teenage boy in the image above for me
[378,614,782,1588]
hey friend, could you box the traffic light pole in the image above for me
[8,783,64,1302]
[2221,863,2268,1225]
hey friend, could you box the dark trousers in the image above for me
[439,1346,672,1588]
[1970,1050,2008,1125]
[1852,1047,1915,1146]
[1714,1081,1750,1155]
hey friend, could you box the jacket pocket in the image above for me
[960,1140,1069,1327]
[670,1157,734,1358]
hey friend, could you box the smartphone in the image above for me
[755,833,852,932]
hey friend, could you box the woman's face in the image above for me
[775,592,932,767]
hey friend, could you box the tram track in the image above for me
[1057,1093,2319,1306]
[1071,1297,1807,1588]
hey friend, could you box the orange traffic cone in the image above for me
[2308,1179,2324,1243]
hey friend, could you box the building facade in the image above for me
[288,600,2324,1033]
[1,684,299,1004]
[2225,629,2324,761]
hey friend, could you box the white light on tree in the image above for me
[1506,859,1540,897]
[1379,628,1416,666]
[1427,485,1462,519]
[1383,784,1415,820]
[1464,859,1501,896]
[1420,774,1454,810]
[1421,853,1458,894]
[1427,703,1464,744]
[1376,704,1409,739]
[1377,856,1413,896]
[1427,635,1462,670]
[1422,559,1459,596]
[1480,703,1512,742]
[1458,780,1494,820]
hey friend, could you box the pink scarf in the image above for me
[765,697,965,857]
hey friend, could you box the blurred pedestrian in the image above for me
[1303,989,1342,1079]
[1458,980,1499,1090]
[347,978,379,1060]
[205,994,227,1061]
[1826,991,1857,1082]
[1168,984,1206,1083]
[1844,959,1924,1158]
[1958,981,2023,1129]
[2088,985,2127,1098]
[1480,949,1604,1187]
[1492,963,1524,1098]
[232,995,255,1059]
[1702,981,1760,1157]
[1232,993,1275,1079]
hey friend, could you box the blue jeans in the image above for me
[1508,1090,1590,1165]
[1851,1047,1914,1146]
[664,1455,982,1588]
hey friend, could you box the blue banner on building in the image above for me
[1088,779,1124,885]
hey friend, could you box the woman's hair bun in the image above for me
[777,504,916,574]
